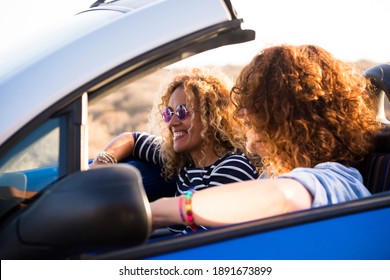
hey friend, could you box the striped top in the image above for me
[132,132,258,233]
[132,132,258,193]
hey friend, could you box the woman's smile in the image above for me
[173,130,188,141]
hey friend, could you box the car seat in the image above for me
[356,64,390,193]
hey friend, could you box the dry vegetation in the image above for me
[88,62,390,159]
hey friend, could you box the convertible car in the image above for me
[0,0,389,260]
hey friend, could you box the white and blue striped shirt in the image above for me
[132,132,258,194]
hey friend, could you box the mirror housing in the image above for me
[0,164,151,259]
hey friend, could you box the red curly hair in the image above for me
[232,45,382,175]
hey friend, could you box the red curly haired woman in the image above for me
[150,45,383,230]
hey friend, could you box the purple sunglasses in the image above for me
[161,104,190,123]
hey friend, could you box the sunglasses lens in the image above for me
[177,104,188,120]
[162,108,172,123]
[162,105,189,123]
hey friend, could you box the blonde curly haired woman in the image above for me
[91,68,259,233]
[150,45,383,230]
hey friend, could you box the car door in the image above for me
[0,0,255,259]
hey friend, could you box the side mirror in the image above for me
[0,164,151,259]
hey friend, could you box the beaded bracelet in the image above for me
[95,157,110,164]
[103,151,118,163]
[95,151,118,164]
[179,189,197,231]
[178,195,186,223]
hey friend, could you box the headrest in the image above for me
[363,64,390,99]
[374,126,390,154]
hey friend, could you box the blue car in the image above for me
[0,0,389,260]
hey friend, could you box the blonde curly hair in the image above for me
[231,45,382,176]
[158,68,250,179]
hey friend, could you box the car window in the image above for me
[87,66,243,159]
[88,69,168,159]
[0,118,62,217]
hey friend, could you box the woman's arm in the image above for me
[207,154,259,186]
[150,178,312,229]
[90,132,135,167]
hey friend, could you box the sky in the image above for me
[0,0,389,67]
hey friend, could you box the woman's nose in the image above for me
[169,113,181,125]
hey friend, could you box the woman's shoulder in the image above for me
[278,161,370,207]
[217,152,253,164]
[213,152,259,176]
[281,162,362,181]
[133,132,162,143]
[313,162,362,177]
